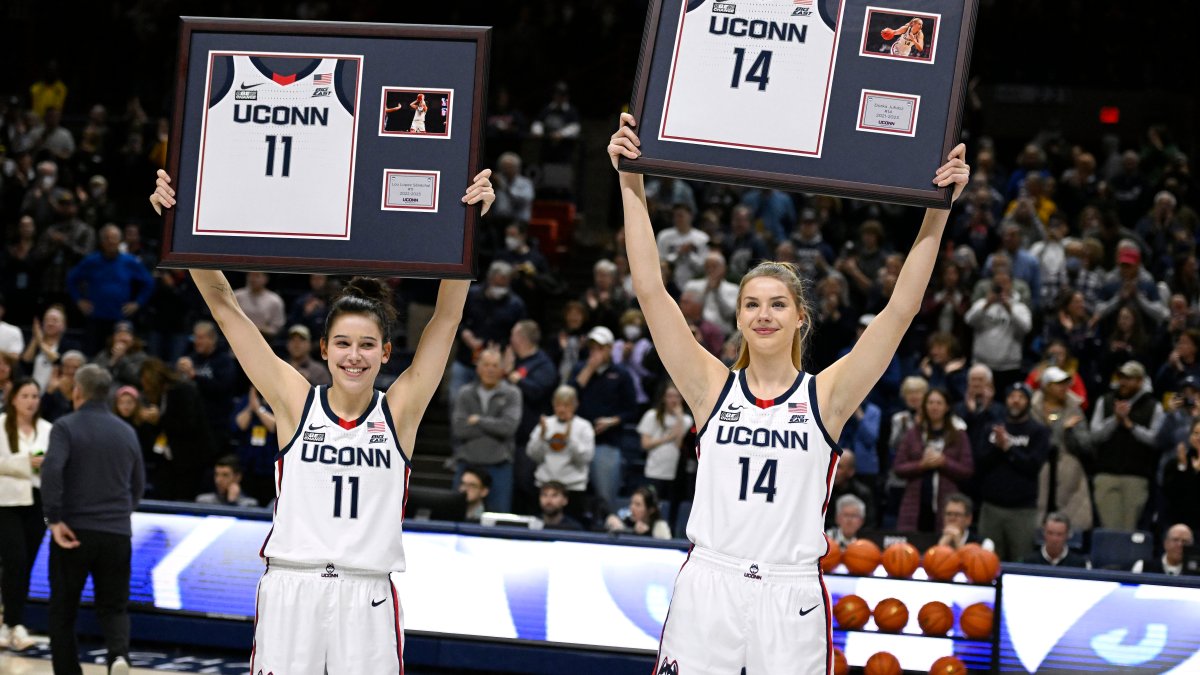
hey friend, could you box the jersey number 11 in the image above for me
[265,135,293,177]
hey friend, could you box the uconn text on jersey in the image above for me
[299,443,393,468]
[708,17,808,43]
[715,426,809,451]
[233,104,330,126]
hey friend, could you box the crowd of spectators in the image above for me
[1,62,1198,565]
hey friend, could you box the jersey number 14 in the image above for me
[731,48,772,91]
[738,456,778,502]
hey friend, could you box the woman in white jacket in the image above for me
[0,378,54,650]
[526,385,595,511]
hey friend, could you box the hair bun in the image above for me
[342,277,393,305]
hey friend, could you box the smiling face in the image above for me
[321,313,390,392]
[737,276,802,359]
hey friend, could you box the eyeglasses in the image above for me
[944,511,969,518]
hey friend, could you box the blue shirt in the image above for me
[67,252,155,320]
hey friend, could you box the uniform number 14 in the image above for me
[738,457,777,502]
[731,48,772,91]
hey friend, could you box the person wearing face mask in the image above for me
[451,261,527,407]
[496,221,558,319]
[612,309,654,406]
[19,160,59,225]
[976,383,1050,561]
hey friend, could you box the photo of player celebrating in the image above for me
[860,7,939,64]
[379,86,454,138]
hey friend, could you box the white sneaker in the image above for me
[0,624,9,649]
[110,656,130,675]
[9,624,34,651]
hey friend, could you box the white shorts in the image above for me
[409,122,425,132]
[655,546,832,675]
[251,562,404,675]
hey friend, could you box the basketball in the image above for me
[833,646,849,675]
[923,545,961,581]
[881,28,896,40]
[882,541,921,578]
[917,601,954,636]
[821,534,843,573]
[873,597,909,633]
[843,539,882,576]
[958,543,983,566]
[865,651,902,675]
[963,548,1001,583]
[834,594,871,630]
[960,602,994,639]
[929,655,969,674]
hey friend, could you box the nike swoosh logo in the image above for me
[727,404,744,410]
[371,598,387,607]
[798,604,819,616]
[240,82,263,89]
[308,423,327,430]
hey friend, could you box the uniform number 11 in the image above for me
[731,48,772,91]
[264,135,293,177]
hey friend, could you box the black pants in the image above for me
[0,490,46,627]
[49,529,131,675]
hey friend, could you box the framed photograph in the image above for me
[620,0,977,209]
[160,17,490,278]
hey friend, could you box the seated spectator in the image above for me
[613,309,654,406]
[1155,328,1200,397]
[537,481,583,531]
[683,251,739,335]
[723,205,769,278]
[826,494,866,547]
[490,151,535,224]
[496,221,556,318]
[1090,360,1163,531]
[1135,524,1195,576]
[234,272,285,340]
[1031,367,1094,533]
[452,348,522,513]
[231,386,277,505]
[916,332,968,403]
[550,300,589,384]
[605,485,671,539]
[196,455,258,507]
[937,493,995,552]
[91,320,148,388]
[582,259,629,332]
[1158,375,1200,450]
[284,324,330,387]
[838,397,882,480]
[679,287,726,357]
[286,274,335,343]
[894,388,974,533]
[21,305,80,393]
[453,261,527,401]
[113,385,159,494]
[457,466,491,522]
[637,381,692,505]
[825,449,875,530]
[39,350,85,423]
[526,385,594,504]
[1100,304,1151,385]
[1021,512,1089,568]
[1163,421,1200,535]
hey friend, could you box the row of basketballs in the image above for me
[833,595,994,638]
[823,536,1002,583]
[832,648,971,675]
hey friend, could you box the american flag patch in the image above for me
[788,402,808,414]
[367,421,387,432]
[314,73,332,85]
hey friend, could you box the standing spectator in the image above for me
[637,381,692,504]
[140,357,212,501]
[0,379,53,651]
[1136,524,1194,575]
[451,348,522,512]
[30,62,67,117]
[976,383,1050,561]
[505,319,557,514]
[894,389,974,533]
[1030,367,1094,533]
[679,288,726,357]
[40,365,144,675]
[1154,329,1200,396]
[113,386,157,475]
[839,399,882,480]
[286,274,335,344]
[549,300,590,384]
[1020,512,1089,568]
[825,450,876,530]
[984,222,1042,309]
[34,191,95,308]
[497,221,556,319]
[3,216,41,326]
[612,309,654,406]
[965,267,1032,392]
[917,332,968,403]
[723,205,769,278]
[185,320,238,457]
[526,386,595,509]
[937,493,995,552]
[234,272,286,340]
[1030,214,1071,308]
[569,327,638,511]
[0,353,16,406]
[684,251,739,335]
[1090,361,1164,530]
[582,259,629,332]
[657,202,709,289]
[21,305,80,393]
[1095,246,1168,327]
[230,387,277,505]
[825,495,867,547]
[605,485,672,539]
[39,350,86,423]
[919,261,972,355]
[0,293,25,361]
[143,270,193,362]
[39,108,75,161]
[490,151,535,224]
[196,455,259,507]
[456,467,491,522]
[838,220,890,308]
[453,261,527,402]
[92,321,149,388]
[1163,419,1200,536]
[529,81,580,162]
[284,325,330,387]
[883,375,929,522]
[791,208,836,282]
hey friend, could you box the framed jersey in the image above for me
[161,18,491,277]
[621,0,978,209]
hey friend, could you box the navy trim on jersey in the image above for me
[685,0,707,13]
[209,55,235,108]
[320,385,379,429]
[739,368,803,409]
[806,374,843,455]
[248,56,322,85]
[275,387,317,460]
[380,395,413,469]
[694,370,737,442]
[334,58,356,116]
[819,0,840,32]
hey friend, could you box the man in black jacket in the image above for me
[507,319,558,514]
[1022,512,1089,568]
[41,364,144,675]
[569,326,637,513]
[977,382,1050,561]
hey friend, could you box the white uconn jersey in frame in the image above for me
[659,0,844,156]
[261,386,411,572]
[194,52,362,239]
[689,370,840,564]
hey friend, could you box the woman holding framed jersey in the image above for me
[608,113,968,674]
[150,168,493,674]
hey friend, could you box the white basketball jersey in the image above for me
[659,0,843,156]
[412,106,427,124]
[261,386,411,573]
[891,27,917,56]
[688,370,840,564]
[194,53,361,239]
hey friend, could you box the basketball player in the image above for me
[608,113,968,674]
[149,168,493,674]
[408,93,428,133]
[887,18,925,57]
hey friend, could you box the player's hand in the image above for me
[51,522,81,549]
[150,169,175,215]
[933,143,970,205]
[462,169,495,216]
[608,113,641,172]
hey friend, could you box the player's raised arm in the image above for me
[386,169,494,453]
[608,114,729,427]
[150,170,317,435]
[816,145,970,438]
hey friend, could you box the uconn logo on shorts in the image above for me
[744,563,762,580]
[657,657,680,675]
[322,563,339,578]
